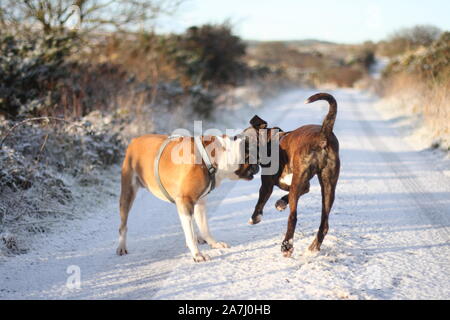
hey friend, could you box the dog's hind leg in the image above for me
[275,194,289,211]
[249,175,275,225]
[177,197,210,262]
[308,166,339,252]
[117,164,138,256]
[281,170,311,258]
[194,199,229,249]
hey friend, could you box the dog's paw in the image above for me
[193,252,211,263]
[275,199,288,211]
[210,241,230,249]
[248,214,262,225]
[116,246,128,256]
[281,239,294,258]
[308,239,321,253]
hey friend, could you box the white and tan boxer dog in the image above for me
[116,133,259,262]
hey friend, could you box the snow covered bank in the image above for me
[0,115,125,256]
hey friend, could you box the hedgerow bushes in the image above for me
[383,32,450,83]
[379,31,450,150]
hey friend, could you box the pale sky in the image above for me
[156,0,450,43]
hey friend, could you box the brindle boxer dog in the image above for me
[117,133,259,262]
[247,93,340,257]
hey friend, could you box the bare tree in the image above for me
[0,0,183,34]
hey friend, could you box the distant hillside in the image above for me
[246,39,337,48]
[286,39,337,46]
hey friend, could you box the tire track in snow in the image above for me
[351,94,450,238]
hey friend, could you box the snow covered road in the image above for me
[1,88,449,299]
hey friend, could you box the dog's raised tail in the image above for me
[305,93,337,138]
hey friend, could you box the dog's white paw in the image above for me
[275,199,288,211]
[210,241,230,249]
[248,214,262,225]
[116,246,128,256]
[281,239,294,258]
[193,252,211,262]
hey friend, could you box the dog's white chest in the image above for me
[280,174,293,186]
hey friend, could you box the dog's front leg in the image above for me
[275,182,310,211]
[194,199,229,249]
[176,198,210,262]
[249,176,274,225]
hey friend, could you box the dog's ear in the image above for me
[250,115,267,129]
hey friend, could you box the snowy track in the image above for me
[1,89,449,299]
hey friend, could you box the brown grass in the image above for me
[382,73,450,147]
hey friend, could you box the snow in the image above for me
[1,88,449,300]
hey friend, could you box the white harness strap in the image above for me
[194,136,216,198]
[154,135,181,203]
